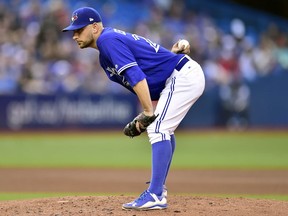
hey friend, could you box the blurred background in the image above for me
[0,0,288,204]
[0,0,288,131]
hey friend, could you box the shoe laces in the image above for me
[136,190,150,202]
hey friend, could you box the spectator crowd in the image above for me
[1,0,288,96]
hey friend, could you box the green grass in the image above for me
[0,192,105,201]
[0,193,66,201]
[1,130,287,201]
[0,130,288,169]
[174,131,288,169]
[1,192,288,201]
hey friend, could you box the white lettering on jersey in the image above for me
[122,77,130,87]
[106,66,118,77]
[106,66,130,87]
[113,29,159,52]
[113,29,126,35]
[132,34,160,53]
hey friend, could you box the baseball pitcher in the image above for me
[62,7,205,211]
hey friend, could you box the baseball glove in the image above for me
[123,112,158,138]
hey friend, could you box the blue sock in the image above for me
[163,134,176,185]
[148,140,172,196]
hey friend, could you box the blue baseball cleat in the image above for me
[122,190,167,210]
[145,181,168,199]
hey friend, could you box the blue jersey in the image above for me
[97,27,184,100]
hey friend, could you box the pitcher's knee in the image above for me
[147,131,171,144]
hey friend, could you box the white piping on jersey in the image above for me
[117,62,138,74]
[177,55,186,65]
[155,77,176,141]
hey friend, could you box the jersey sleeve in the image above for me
[98,37,146,87]
[122,66,146,87]
[98,37,137,75]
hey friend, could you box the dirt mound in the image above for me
[1,169,288,215]
[0,195,287,216]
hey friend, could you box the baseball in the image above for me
[178,39,189,49]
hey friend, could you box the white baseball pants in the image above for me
[147,55,205,144]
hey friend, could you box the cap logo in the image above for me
[89,18,94,21]
[71,13,78,22]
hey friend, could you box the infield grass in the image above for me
[0,192,288,201]
[0,130,287,169]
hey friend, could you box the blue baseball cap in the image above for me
[62,7,102,32]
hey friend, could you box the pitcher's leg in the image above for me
[148,140,172,196]
[163,134,176,185]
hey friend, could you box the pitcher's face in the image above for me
[72,25,94,49]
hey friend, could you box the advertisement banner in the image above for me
[0,94,138,130]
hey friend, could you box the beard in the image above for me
[77,35,94,49]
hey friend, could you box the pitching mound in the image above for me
[1,195,287,216]
[1,168,288,215]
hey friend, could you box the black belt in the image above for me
[175,56,189,71]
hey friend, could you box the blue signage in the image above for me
[0,94,138,130]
